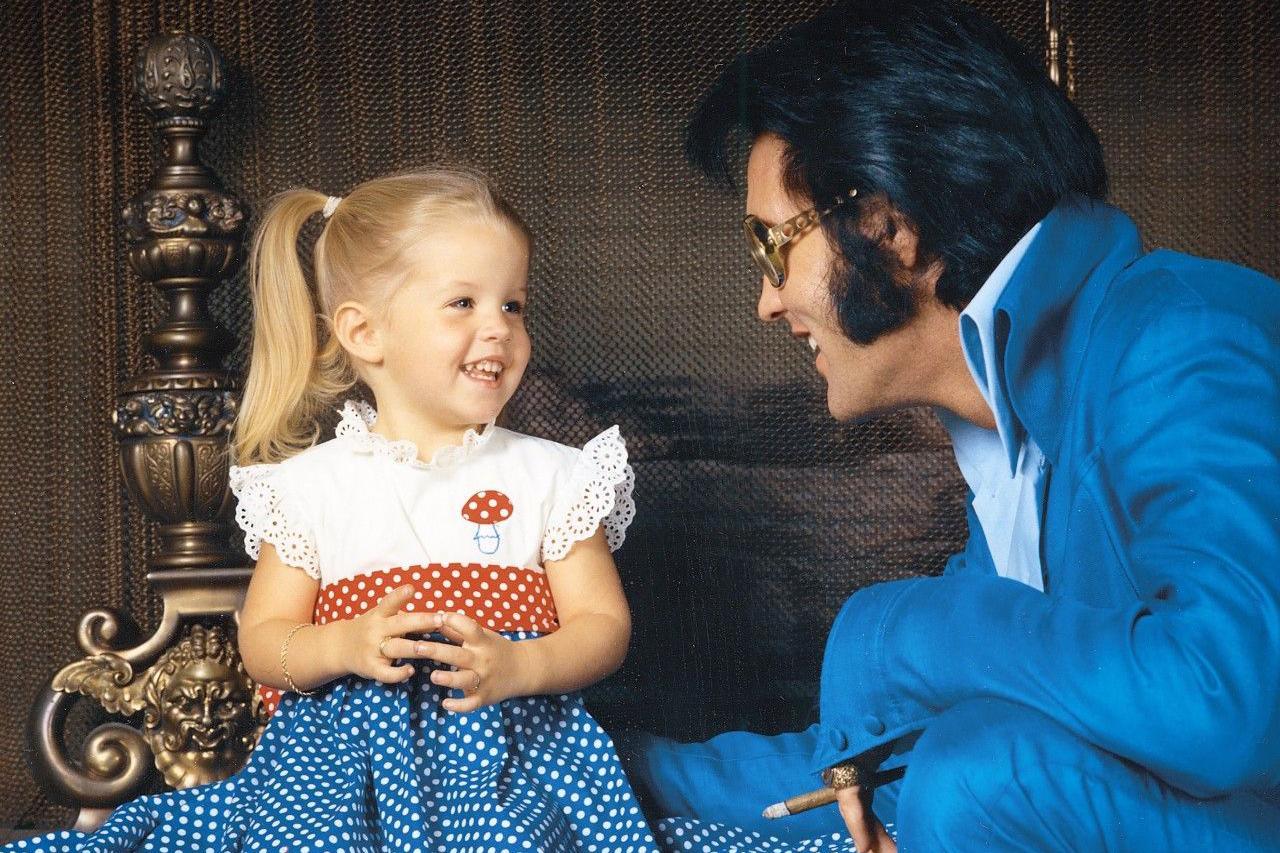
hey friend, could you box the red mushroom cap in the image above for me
[461,490,513,524]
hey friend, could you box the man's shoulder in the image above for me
[1088,247,1280,353]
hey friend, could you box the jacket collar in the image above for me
[992,197,1144,460]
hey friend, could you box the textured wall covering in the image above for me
[1,0,1274,830]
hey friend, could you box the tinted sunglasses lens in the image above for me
[743,217,783,287]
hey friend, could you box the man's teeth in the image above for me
[807,336,819,353]
[463,360,503,380]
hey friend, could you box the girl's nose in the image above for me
[757,278,785,323]
[479,313,514,342]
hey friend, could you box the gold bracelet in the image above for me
[280,622,315,696]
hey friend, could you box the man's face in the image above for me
[746,133,947,421]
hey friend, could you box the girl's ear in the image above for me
[332,301,383,366]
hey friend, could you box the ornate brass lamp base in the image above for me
[25,33,261,830]
[28,569,265,829]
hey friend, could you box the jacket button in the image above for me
[828,730,849,752]
[863,715,886,736]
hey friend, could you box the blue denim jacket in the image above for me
[813,197,1280,800]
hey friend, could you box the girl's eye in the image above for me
[503,301,525,315]
[450,298,474,309]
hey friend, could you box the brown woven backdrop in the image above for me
[1,0,1275,831]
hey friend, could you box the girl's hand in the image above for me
[416,612,530,712]
[334,585,443,684]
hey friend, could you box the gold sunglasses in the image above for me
[742,189,858,288]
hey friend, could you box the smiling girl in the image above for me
[6,169,657,853]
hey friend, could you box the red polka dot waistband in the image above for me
[257,563,559,716]
[313,563,559,633]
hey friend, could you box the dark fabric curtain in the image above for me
[1,0,1274,829]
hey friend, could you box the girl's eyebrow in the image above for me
[434,280,528,296]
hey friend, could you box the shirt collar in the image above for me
[333,399,496,470]
[958,221,1043,475]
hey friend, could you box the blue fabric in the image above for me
[956,220,1041,469]
[942,219,1049,590]
[813,199,1280,792]
[894,697,1279,850]
[621,727,855,844]
[627,198,1280,848]
[5,633,659,852]
[632,699,1280,851]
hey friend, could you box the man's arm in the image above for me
[815,299,1280,798]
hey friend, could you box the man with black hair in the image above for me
[623,1,1280,849]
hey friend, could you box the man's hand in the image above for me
[835,785,897,853]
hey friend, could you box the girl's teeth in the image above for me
[464,361,503,380]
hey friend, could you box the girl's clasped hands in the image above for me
[338,582,531,712]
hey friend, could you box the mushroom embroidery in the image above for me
[461,490,513,555]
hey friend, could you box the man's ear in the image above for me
[332,301,383,367]
[856,194,920,271]
[856,195,942,295]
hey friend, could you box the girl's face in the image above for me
[375,219,531,431]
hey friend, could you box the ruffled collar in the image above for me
[334,400,496,470]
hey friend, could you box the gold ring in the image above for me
[471,672,481,693]
[377,636,394,659]
[822,762,862,790]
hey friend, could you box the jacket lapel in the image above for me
[995,198,1145,461]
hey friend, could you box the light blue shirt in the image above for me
[937,222,1047,591]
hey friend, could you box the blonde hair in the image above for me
[233,168,530,465]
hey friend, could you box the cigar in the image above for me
[762,765,906,819]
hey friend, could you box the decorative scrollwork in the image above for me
[122,190,245,241]
[52,655,143,716]
[113,390,237,437]
[26,32,253,821]
[76,608,141,657]
[49,624,265,792]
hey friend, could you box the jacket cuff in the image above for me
[810,577,936,772]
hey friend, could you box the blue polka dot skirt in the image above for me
[651,820,860,852]
[6,632,661,853]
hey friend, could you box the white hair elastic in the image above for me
[322,195,342,219]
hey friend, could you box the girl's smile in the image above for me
[461,357,507,386]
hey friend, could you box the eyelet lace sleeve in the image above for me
[228,464,321,579]
[541,426,636,563]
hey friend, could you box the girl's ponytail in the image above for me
[233,190,355,465]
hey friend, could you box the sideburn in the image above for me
[827,217,921,345]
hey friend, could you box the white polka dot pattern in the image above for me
[6,634,661,852]
[257,563,560,716]
[652,818,894,851]
[37,408,671,852]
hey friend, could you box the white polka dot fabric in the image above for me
[651,819,896,851]
[7,636,660,851]
[255,563,561,716]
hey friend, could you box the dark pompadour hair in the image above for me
[687,0,1108,343]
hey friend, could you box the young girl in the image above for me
[9,169,659,852]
